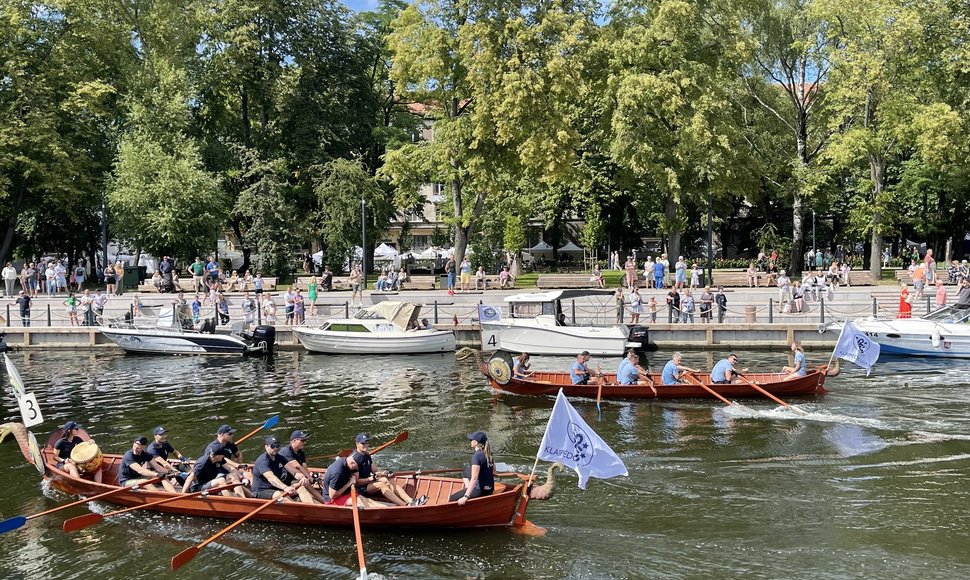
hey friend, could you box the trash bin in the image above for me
[122,266,141,289]
[744,305,757,323]
[697,273,705,288]
[439,274,449,291]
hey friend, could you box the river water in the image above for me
[1,349,969,579]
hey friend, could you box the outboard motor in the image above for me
[250,325,276,357]
[0,330,7,353]
[627,325,656,352]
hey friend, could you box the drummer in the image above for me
[181,446,231,495]
[322,452,376,507]
[252,436,301,501]
[353,433,427,507]
[53,421,102,483]
[205,424,250,498]
[119,436,178,492]
[278,430,325,504]
[146,426,186,481]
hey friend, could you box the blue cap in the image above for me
[217,424,235,435]
[63,421,80,431]
[355,433,369,444]
[467,431,487,445]
[134,436,149,446]
[265,436,280,447]
[290,430,309,441]
[153,426,168,436]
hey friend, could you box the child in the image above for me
[648,296,658,323]
[690,264,701,289]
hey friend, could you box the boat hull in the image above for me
[482,369,827,399]
[294,327,456,354]
[840,318,970,359]
[481,322,635,356]
[40,449,524,529]
[99,328,254,356]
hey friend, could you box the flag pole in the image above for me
[824,319,848,371]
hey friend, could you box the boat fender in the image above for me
[931,328,941,348]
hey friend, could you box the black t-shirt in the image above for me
[120,450,152,484]
[277,445,305,483]
[146,441,175,461]
[356,452,373,479]
[192,453,225,485]
[252,452,288,495]
[471,449,494,492]
[17,296,31,313]
[206,440,239,461]
[322,458,353,502]
[53,436,78,461]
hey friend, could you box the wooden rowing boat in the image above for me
[479,358,828,400]
[2,425,542,531]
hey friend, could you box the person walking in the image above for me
[715,286,728,323]
[1,261,16,297]
[16,291,31,327]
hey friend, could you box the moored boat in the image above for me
[823,304,970,359]
[294,301,456,354]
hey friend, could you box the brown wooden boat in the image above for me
[1,425,547,531]
[480,359,828,400]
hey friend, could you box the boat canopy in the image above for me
[355,301,421,330]
[503,289,616,303]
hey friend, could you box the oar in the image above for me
[235,415,280,445]
[737,374,807,414]
[349,486,368,580]
[171,496,280,570]
[62,482,242,533]
[682,372,736,407]
[0,476,163,535]
[307,431,409,462]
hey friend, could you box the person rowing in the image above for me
[782,341,807,381]
[181,446,233,495]
[570,350,599,385]
[53,420,103,483]
[661,352,700,385]
[451,431,495,505]
[146,426,186,482]
[352,433,427,507]
[252,436,303,502]
[322,452,376,507]
[616,352,655,394]
[277,430,325,504]
[204,424,250,498]
[710,354,747,384]
[120,436,178,492]
[514,352,534,379]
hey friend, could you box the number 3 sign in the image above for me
[18,392,44,428]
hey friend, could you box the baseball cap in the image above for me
[355,433,370,444]
[580,350,590,357]
[290,430,309,441]
[467,431,488,445]
[217,424,235,435]
[63,421,80,431]
[134,436,149,446]
[153,426,168,436]
[264,436,280,447]
[209,446,230,458]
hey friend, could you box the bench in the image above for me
[537,274,601,289]
[295,276,345,292]
[894,269,947,284]
[404,275,437,290]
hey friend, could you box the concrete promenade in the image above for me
[0,283,942,351]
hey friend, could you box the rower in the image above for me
[782,341,807,380]
[450,431,495,504]
[146,426,186,482]
[570,351,598,385]
[53,421,103,483]
[514,353,534,379]
[278,430,326,504]
[252,436,301,501]
[353,433,427,507]
[120,436,177,492]
[711,354,746,384]
[322,452,375,507]
[205,424,250,498]
[661,352,699,385]
[181,446,231,495]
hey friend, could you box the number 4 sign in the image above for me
[18,392,44,428]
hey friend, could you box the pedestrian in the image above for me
[104,263,116,296]
[924,248,936,284]
[897,280,912,319]
[792,281,804,313]
[628,287,642,323]
[113,261,124,295]
[1,261,16,297]
[445,256,456,295]
[690,263,701,289]
[349,264,363,307]
[80,289,94,326]
[643,256,655,289]
[307,276,318,316]
[700,286,713,322]
[934,279,947,309]
[777,270,791,305]
[624,256,638,289]
[293,289,305,325]
[682,289,695,323]
[64,292,80,326]
[16,291,31,327]
[284,288,296,325]
[653,258,665,290]
[666,288,680,322]
[73,262,86,292]
[216,293,230,325]
[241,292,256,325]
[715,286,727,323]
[614,288,625,323]
[674,257,687,290]
[648,296,658,323]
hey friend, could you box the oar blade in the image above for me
[171,545,200,571]
[0,516,27,534]
[262,415,279,430]
[62,512,103,533]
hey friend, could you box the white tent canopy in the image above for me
[557,241,585,254]
[374,243,399,259]
[529,241,554,256]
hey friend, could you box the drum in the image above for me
[70,441,103,474]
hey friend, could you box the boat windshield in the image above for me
[510,302,556,318]
[325,323,371,332]
[923,305,970,323]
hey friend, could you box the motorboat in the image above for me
[479,289,647,356]
[294,301,456,354]
[823,304,970,358]
[99,306,274,356]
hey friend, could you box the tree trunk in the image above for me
[664,194,681,262]
[241,88,251,149]
[0,176,26,265]
[230,220,251,275]
[791,191,805,275]
[868,155,885,279]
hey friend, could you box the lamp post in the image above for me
[706,190,714,286]
[361,197,367,291]
[812,210,816,254]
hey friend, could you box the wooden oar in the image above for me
[234,415,279,445]
[0,476,163,535]
[349,486,368,580]
[307,431,409,462]
[171,496,280,570]
[682,372,735,407]
[737,374,806,413]
[62,482,242,533]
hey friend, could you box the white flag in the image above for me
[4,353,25,399]
[537,390,628,489]
[478,304,502,323]
[833,321,881,375]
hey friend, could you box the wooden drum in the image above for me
[70,441,103,474]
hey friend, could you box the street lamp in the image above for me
[812,210,816,254]
[361,197,367,291]
[706,190,714,286]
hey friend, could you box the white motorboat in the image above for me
[479,289,647,356]
[294,301,456,354]
[825,304,970,359]
[100,306,274,356]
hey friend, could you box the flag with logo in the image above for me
[833,321,881,375]
[478,304,502,323]
[537,389,628,489]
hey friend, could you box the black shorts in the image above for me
[255,288,263,294]
[255,488,278,499]
[189,478,222,493]
[712,379,729,384]
[575,376,589,385]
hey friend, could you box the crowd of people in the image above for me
[54,421,503,507]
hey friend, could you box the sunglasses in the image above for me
[268,443,280,449]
